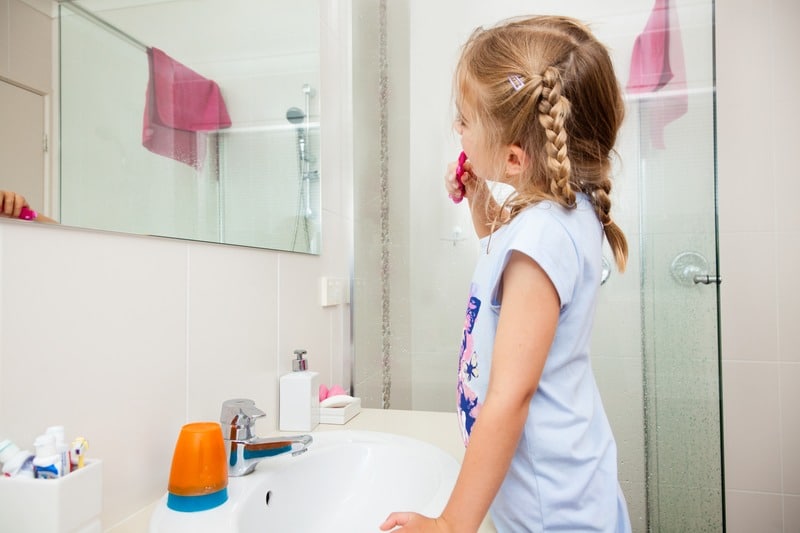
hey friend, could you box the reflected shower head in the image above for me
[286,107,305,125]
[286,106,308,163]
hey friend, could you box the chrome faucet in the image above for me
[220,398,313,477]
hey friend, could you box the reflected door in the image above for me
[0,80,46,212]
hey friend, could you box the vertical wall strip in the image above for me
[378,0,391,409]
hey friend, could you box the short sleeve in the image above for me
[488,208,579,309]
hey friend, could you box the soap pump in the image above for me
[279,349,320,432]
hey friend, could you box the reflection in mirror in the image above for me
[58,0,321,253]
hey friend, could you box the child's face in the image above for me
[454,101,489,178]
[455,100,527,187]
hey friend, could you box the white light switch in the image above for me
[320,276,345,307]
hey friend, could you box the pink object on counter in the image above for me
[142,47,232,169]
[451,151,468,204]
[328,385,346,398]
[18,207,37,220]
[627,0,688,149]
[319,384,347,401]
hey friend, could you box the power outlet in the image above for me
[320,277,346,307]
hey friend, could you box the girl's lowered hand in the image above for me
[379,512,454,532]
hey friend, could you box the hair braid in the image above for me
[588,177,628,271]
[537,67,575,208]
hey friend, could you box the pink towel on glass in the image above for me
[627,0,688,149]
[142,47,232,169]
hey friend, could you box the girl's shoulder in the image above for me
[513,194,598,230]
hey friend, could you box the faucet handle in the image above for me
[220,399,265,440]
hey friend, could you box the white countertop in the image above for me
[110,408,495,532]
[313,408,467,460]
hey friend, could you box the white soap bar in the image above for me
[320,394,356,408]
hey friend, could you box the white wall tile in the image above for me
[185,242,281,428]
[592,356,646,489]
[780,363,800,495]
[785,494,800,532]
[719,231,779,362]
[725,490,784,533]
[0,0,9,76]
[410,349,455,413]
[277,251,339,389]
[777,233,800,363]
[722,361,782,492]
[8,0,50,92]
[716,0,776,236]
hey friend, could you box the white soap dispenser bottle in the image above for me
[279,349,320,431]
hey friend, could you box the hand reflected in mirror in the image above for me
[0,190,58,224]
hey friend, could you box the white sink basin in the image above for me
[149,430,459,533]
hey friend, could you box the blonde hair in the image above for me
[455,16,628,271]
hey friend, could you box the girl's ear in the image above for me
[505,144,529,179]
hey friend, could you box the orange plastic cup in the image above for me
[167,422,228,512]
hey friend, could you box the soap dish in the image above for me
[320,397,361,425]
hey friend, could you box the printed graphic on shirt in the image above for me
[458,287,482,446]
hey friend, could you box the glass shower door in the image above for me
[633,0,724,529]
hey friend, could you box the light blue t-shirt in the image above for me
[456,194,631,532]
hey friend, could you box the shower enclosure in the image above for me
[352,0,723,531]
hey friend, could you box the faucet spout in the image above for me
[220,399,313,477]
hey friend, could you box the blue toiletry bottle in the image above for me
[33,434,63,479]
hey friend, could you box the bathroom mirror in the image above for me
[57,0,321,253]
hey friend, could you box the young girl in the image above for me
[381,15,632,533]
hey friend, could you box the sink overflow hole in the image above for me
[265,490,272,506]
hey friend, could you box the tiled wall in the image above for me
[717,0,800,531]
[0,0,352,529]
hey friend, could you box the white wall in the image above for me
[0,0,352,529]
[717,0,800,531]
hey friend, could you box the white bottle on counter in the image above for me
[0,439,18,466]
[33,433,63,479]
[2,449,34,478]
[0,439,34,478]
[46,425,70,475]
[279,349,320,432]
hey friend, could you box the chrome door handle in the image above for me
[671,251,721,287]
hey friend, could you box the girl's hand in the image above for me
[444,158,475,203]
[0,190,29,218]
[380,512,453,532]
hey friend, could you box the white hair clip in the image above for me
[508,75,525,92]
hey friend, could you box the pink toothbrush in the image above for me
[452,151,468,204]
